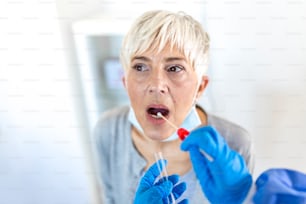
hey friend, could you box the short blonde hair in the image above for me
[120,10,210,79]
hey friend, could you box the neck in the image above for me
[131,106,207,175]
[132,127,189,174]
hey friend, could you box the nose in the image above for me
[147,71,168,95]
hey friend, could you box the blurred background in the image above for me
[0,0,306,203]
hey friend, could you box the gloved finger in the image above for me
[254,168,306,204]
[139,159,168,190]
[178,199,189,204]
[172,182,187,199]
[257,168,306,190]
[180,126,220,158]
[147,180,173,203]
[154,174,178,187]
[276,194,306,204]
[189,147,212,186]
[167,174,179,186]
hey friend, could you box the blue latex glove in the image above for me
[180,126,252,204]
[253,168,306,204]
[134,159,188,204]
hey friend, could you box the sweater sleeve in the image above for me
[92,110,114,204]
[92,106,133,204]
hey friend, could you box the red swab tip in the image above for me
[177,128,189,140]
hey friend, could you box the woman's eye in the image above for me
[132,64,148,72]
[167,65,183,72]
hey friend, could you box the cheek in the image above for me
[125,78,144,102]
[173,91,195,109]
[172,79,198,101]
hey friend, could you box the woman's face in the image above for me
[123,45,208,141]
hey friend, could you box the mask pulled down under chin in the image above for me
[128,106,201,142]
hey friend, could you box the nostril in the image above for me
[148,85,167,94]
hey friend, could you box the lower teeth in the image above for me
[151,114,159,118]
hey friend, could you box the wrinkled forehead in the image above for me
[132,43,187,61]
[131,41,193,67]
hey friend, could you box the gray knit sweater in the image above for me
[93,105,254,204]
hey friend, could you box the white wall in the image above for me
[203,0,306,177]
[0,1,96,204]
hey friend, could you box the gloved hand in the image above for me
[134,159,188,204]
[180,126,252,204]
[253,168,306,204]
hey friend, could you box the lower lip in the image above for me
[146,113,166,125]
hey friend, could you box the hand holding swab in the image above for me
[157,112,214,162]
[154,152,176,204]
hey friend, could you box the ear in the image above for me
[196,75,209,99]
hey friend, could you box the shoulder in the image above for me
[206,112,255,172]
[94,106,129,131]
[93,106,130,147]
[96,106,129,124]
[197,104,248,139]
[207,114,249,141]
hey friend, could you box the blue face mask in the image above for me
[128,106,201,142]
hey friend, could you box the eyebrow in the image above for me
[132,56,150,62]
[132,56,186,63]
[164,57,186,63]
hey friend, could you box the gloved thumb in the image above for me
[180,126,218,157]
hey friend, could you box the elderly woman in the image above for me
[93,10,254,204]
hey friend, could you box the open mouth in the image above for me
[147,107,169,118]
